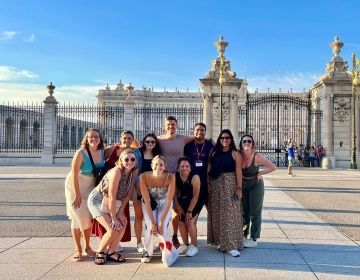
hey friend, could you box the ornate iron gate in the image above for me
[239,93,322,166]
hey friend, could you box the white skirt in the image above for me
[65,172,95,230]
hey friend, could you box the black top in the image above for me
[242,152,259,178]
[209,149,236,179]
[183,139,214,182]
[175,172,195,201]
[140,150,153,173]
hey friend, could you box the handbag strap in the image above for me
[86,147,97,177]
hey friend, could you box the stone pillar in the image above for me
[203,93,212,138]
[123,84,135,131]
[356,91,360,162]
[42,82,58,164]
[200,36,243,141]
[311,36,353,168]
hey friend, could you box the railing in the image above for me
[134,106,203,140]
[0,103,44,153]
[55,104,125,153]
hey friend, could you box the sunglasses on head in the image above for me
[144,140,156,144]
[123,157,136,163]
[242,139,252,144]
[220,136,230,140]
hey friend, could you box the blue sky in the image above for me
[0,0,359,102]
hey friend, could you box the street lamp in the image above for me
[215,36,227,131]
[219,55,226,131]
[350,53,360,169]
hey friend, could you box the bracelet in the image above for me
[187,210,193,213]
[236,187,241,190]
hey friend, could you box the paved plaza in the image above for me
[0,166,359,279]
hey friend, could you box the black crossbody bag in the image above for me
[86,147,106,186]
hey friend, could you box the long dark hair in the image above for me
[210,129,237,158]
[141,132,161,156]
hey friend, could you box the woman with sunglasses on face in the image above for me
[91,130,141,250]
[134,133,161,253]
[139,155,176,263]
[88,149,138,264]
[65,128,105,261]
[207,129,243,257]
[239,135,276,248]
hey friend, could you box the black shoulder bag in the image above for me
[86,147,106,186]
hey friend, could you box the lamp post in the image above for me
[219,55,226,131]
[350,53,360,169]
[215,36,228,131]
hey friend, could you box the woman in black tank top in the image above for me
[174,157,201,257]
[239,134,276,248]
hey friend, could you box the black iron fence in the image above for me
[239,93,322,166]
[0,103,44,153]
[55,104,125,153]
[134,106,203,140]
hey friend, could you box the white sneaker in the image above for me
[178,244,188,254]
[186,245,199,257]
[216,244,221,250]
[140,251,150,263]
[227,249,240,257]
[136,243,144,253]
[116,244,124,252]
[288,173,295,177]
[244,238,257,248]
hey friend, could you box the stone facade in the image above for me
[311,36,360,168]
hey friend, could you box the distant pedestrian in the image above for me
[239,134,276,248]
[65,128,105,261]
[287,141,296,177]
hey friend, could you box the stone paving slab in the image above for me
[0,170,360,279]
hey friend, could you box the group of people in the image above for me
[65,116,276,265]
[286,140,325,176]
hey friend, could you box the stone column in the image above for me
[42,82,58,164]
[326,92,334,156]
[203,93,212,137]
[123,84,135,131]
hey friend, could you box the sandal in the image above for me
[73,250,83,262]
[85,248,96,258]
[107,251,126,263]
[94,252,106,265]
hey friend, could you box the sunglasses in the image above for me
[123,157,136,163]
[220,136,230,140]
[144,140,156,144]
[242,139,252,144]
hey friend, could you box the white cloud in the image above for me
[246,72,320,93]
[0,65,39,81]
[24,33,35,43]
[0,82,99,103]
[0,30,18,41]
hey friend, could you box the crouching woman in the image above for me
[87,149,138,265]
[139,155,175,263]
